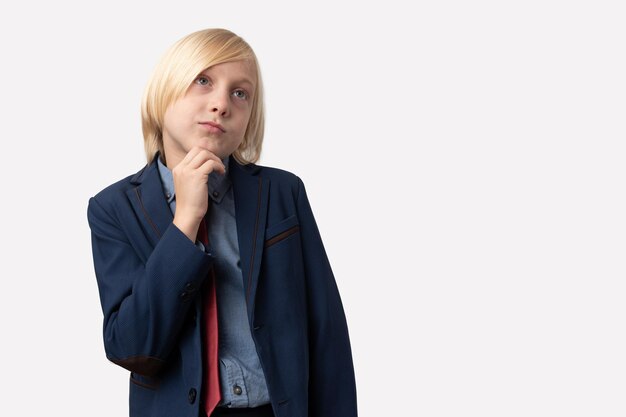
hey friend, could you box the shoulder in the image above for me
[239,160,305,195]
[87,163,149,222]
[255,163,300,184]
[91,167,145,203]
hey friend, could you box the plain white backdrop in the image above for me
[0,1,624,416]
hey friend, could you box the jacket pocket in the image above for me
[264,214,300,248]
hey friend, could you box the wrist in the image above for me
[173,215,202,242]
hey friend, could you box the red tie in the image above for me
[197,204,221,416]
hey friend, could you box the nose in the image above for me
[208,88,230,117]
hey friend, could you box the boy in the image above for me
[87,28,357,417]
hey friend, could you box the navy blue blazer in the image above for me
[87,151,357,417]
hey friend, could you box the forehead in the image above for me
[199,60,256,89]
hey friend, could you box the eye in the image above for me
[233,89,249,100]
[195,76,210,86]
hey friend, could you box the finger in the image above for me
[199,158,226,176]
[178,146,204,168]
[189,148,224,169]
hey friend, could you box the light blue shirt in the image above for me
[157,154,271,408]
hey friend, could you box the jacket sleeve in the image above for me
[295,177,358,417]
[87,196,214,376]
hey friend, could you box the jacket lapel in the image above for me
[125,150,270,318]
[229,153,270,316]
[126,151,173,247]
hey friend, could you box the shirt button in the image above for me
[213,191,219,198]
[166,192,171,199]
[233,385,242,395]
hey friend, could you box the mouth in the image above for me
[199,121,226,133]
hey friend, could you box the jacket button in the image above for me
[188,388,197,404]
[233,385,242,395]
[185,282,196,291]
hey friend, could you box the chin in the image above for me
[195,141,218,154]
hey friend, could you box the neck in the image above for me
[162,141,186,170]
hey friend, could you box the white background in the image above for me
[0,1,624,416]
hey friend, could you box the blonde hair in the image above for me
[141,28,265,166]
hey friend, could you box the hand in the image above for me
[172,146,226,242]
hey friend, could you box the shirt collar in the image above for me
[157,153,231,205]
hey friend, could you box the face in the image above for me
[162,59,257,168]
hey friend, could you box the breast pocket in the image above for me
[264,214,300,248]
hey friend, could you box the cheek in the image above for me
[162,106,177,128]
[238,108,253,128]
[163,107,188,132]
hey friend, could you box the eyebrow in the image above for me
[199,71,255,89]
